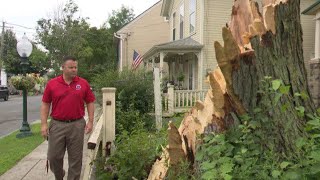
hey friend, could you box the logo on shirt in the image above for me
[76,84,81,90]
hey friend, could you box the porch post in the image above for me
[153,67,162,130]
[102,88,116,157]
[167,84,175,115]
[160,52,165,80]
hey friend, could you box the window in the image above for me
[173,12,176,41]
[180,3,184,39]
[189,0,196,34]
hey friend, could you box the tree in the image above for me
[148,0,316,178]
[28,47,50,75]
[36,1,135,81]
[36,0,89,70]
[1,30,20,74]
[104,5,135,32]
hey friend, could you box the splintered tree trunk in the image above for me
[148,0,315,178]
[226,0,314,153]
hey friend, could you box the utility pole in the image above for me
[0,21,5,71]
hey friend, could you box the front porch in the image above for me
[143,37,204,91]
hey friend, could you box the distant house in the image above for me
[115,0,169,71]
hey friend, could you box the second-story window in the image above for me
[190,0,196,34]
[180,3,184,39]
[173,12,176,41]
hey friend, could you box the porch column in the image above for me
[160,52,166,80]
[195,52,202,90]
[167,84,175,115]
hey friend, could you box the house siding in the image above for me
[202,0,233,89]
[118,1,169,69]
[301,0,317,73]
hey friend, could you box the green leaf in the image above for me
[220,162,234,174]
[201,170,218,180]
[307,119,320,127]
[274,93,282,104]
[295,138,306,149]
[294,93,301,97]
[241,148,248,154]
[272,80,282,91]
[279,85,291,95]
[195,150,204,161]
[280,161,290,169]
[309,151,320,161]
[295,106,305,114]
[201,161,216,171]
[281,103,289,112]
[272,170,281,178]
[222,174,232,180]
[283,171,301,180]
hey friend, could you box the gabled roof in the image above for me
[302,0,320,15]
[143,37,203,59]
[117,0,162,33]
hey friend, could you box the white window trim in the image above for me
[179,2,184,39]
[189,0,196,34]
[172,12,176,41]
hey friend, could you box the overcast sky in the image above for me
[0,0,159,41]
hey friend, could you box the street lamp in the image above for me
[16,33,33,138]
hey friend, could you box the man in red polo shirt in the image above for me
[40,56,95,180]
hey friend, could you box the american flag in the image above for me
[132,50,143,69]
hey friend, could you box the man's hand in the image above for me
[41,124,48,139]
[85,121,93,134]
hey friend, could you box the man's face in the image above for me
[62,60,78,78]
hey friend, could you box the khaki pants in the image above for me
[48,119,86,180]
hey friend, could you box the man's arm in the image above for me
[40,102,51,139]
[85,102,95,134]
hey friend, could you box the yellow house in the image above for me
[115,0,169,71]
[142,0,316,91]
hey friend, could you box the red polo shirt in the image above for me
[42,75,95,120]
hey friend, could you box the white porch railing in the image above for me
[162,85,207,115]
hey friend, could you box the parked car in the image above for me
[0,85,9,101]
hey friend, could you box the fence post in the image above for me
[167,84,175,116]
[153,67,162,130]
[102,88,116,157]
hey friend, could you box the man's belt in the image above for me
[52,118,83,123]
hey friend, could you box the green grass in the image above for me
[0,123,45,175]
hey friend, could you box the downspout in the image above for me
[199,0,205,90]
[114,33,124,72]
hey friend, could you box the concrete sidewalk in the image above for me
[0,107,102,180]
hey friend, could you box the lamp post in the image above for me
[16,33,33,138]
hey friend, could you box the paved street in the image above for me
[0,95,42,137]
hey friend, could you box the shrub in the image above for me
[92,68,154,114]
[96,122,166,179]
[92,68,155,133]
